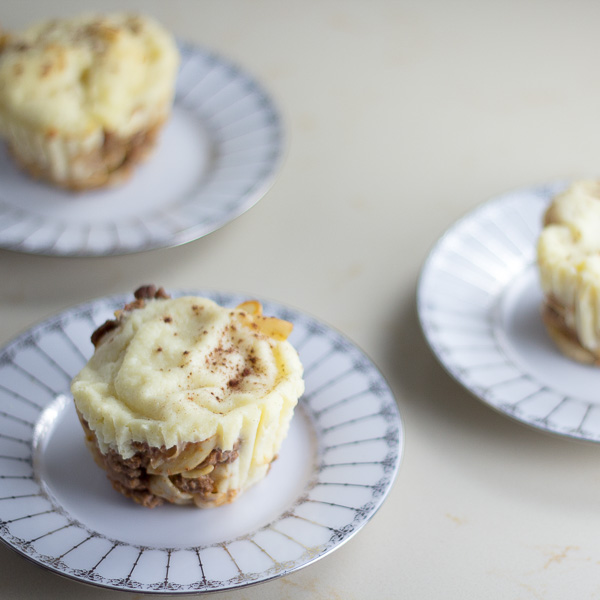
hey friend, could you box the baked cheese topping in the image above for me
[537,180,600,351]
[0,13,179,137]
[71,297,305,459]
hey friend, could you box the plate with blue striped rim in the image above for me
[0,290,402,593]
[418,181,600,442]
[0,41,283,257]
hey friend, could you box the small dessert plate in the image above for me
[0,291,402,593]
[418,181,600,443]
[0,42,283,257]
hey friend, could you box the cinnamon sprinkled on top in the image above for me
[72,290,304,458]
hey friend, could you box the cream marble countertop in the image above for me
[2,1,600,598]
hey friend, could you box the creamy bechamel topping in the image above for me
[71,296,305,462]
[537,180,600,353]
[0,13,179,138]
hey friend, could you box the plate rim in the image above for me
[0,289,403,593]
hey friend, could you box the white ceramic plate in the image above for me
[0,42,283,257]
[0,291,402,593]
[417,181,600,442]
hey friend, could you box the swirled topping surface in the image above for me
[0,13,179,136]
[71,296,304,458]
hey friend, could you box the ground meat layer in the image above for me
[78,415,240,508]
[542,295,600,365]
[9,119,164,191]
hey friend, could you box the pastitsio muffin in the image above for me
[0,13,179,190]
[537,180,600,364]
[71,286,305,508]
